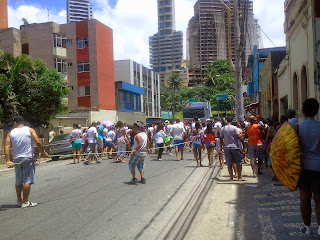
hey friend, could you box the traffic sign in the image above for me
[216,93,229,101]
[189,98,198,102]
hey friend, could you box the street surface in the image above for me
[0,151,220,240]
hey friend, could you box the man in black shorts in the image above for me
[296,98,320,236]
[220,116,245,181]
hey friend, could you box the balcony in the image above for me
[54,47,67,57]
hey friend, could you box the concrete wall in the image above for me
[20,22,59,68]
[0,28,21,57]
[114,60,131,83]
[116,111,146,125]
[89,109,117,124]
[50,118,88,128]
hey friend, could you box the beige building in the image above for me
[278,0,320,119]
[260,51,286,119]
[0,20,117,126]
[159,68,189,86]
[0,28,21,57]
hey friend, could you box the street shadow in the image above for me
[0,204,19,211]
[122,182,143,185]
[133,167,198,240]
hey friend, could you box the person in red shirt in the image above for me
[246,116,263,177]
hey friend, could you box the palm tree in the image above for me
[167,73,183,119]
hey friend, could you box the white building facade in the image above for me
[149,0,184,74]
[67,0,93,23]
[114,60,161,118]
[278,0,319,119]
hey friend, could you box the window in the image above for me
[77,37,89,49]
[133,95,137,110]
[78,86,90,96]
[77,62,90,72]
[22,43,29,54]
[67,39,72,47]
[67,62,73,67]
[55,58,67,74]
[126,93,131,103]
[53,34,66,48]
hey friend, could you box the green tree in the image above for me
[204,60,236,112]
[0,50,70,127]
[167,73,183,119]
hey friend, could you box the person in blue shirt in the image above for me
[296,98,320,236]
[97,122,105,161]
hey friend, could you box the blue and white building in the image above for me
[114,59,161,118]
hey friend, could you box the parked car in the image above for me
[48,133,73,161]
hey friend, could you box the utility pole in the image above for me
[233,0,244,121]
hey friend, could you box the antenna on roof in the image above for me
[22,18,29,25]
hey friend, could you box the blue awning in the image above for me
[121,81,145,95]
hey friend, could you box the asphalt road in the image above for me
[0,151,220,240]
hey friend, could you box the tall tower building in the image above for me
[0,0,8,29]
[187,0,259,86]
[149,0,184,84]
[67,0,93,23]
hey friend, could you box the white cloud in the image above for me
[8,5,65,28]
[252,0,286,48]
[7,0,286,67]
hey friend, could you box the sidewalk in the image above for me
[186,161,319,239]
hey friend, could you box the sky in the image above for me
[7,0,286,67]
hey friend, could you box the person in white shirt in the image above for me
[170,118,186,161]
[105,127,116,159]
[129,122,148,184]
[214,117,224,167]
[4,116,48,208]
[85,122,99,164]
[70,123,82,164]
[154,124,166,160]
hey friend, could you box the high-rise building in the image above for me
[0,0,8,29]
[149,0,184,78]
[67,0,93,23]
[187,0,259,86]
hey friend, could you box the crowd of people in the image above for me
[3,98,320,237]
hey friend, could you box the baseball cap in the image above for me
[176,117,180,119]
[134,122,144,128]
[206,118,211,122]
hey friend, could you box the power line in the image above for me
[257,24,277,47]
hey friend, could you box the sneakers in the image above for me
[17,201,22,207]
[168,153,172,156]
[129,178,138,184]
[140,178,146,184]
[21,201,38,208]
[300,225,311,235]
